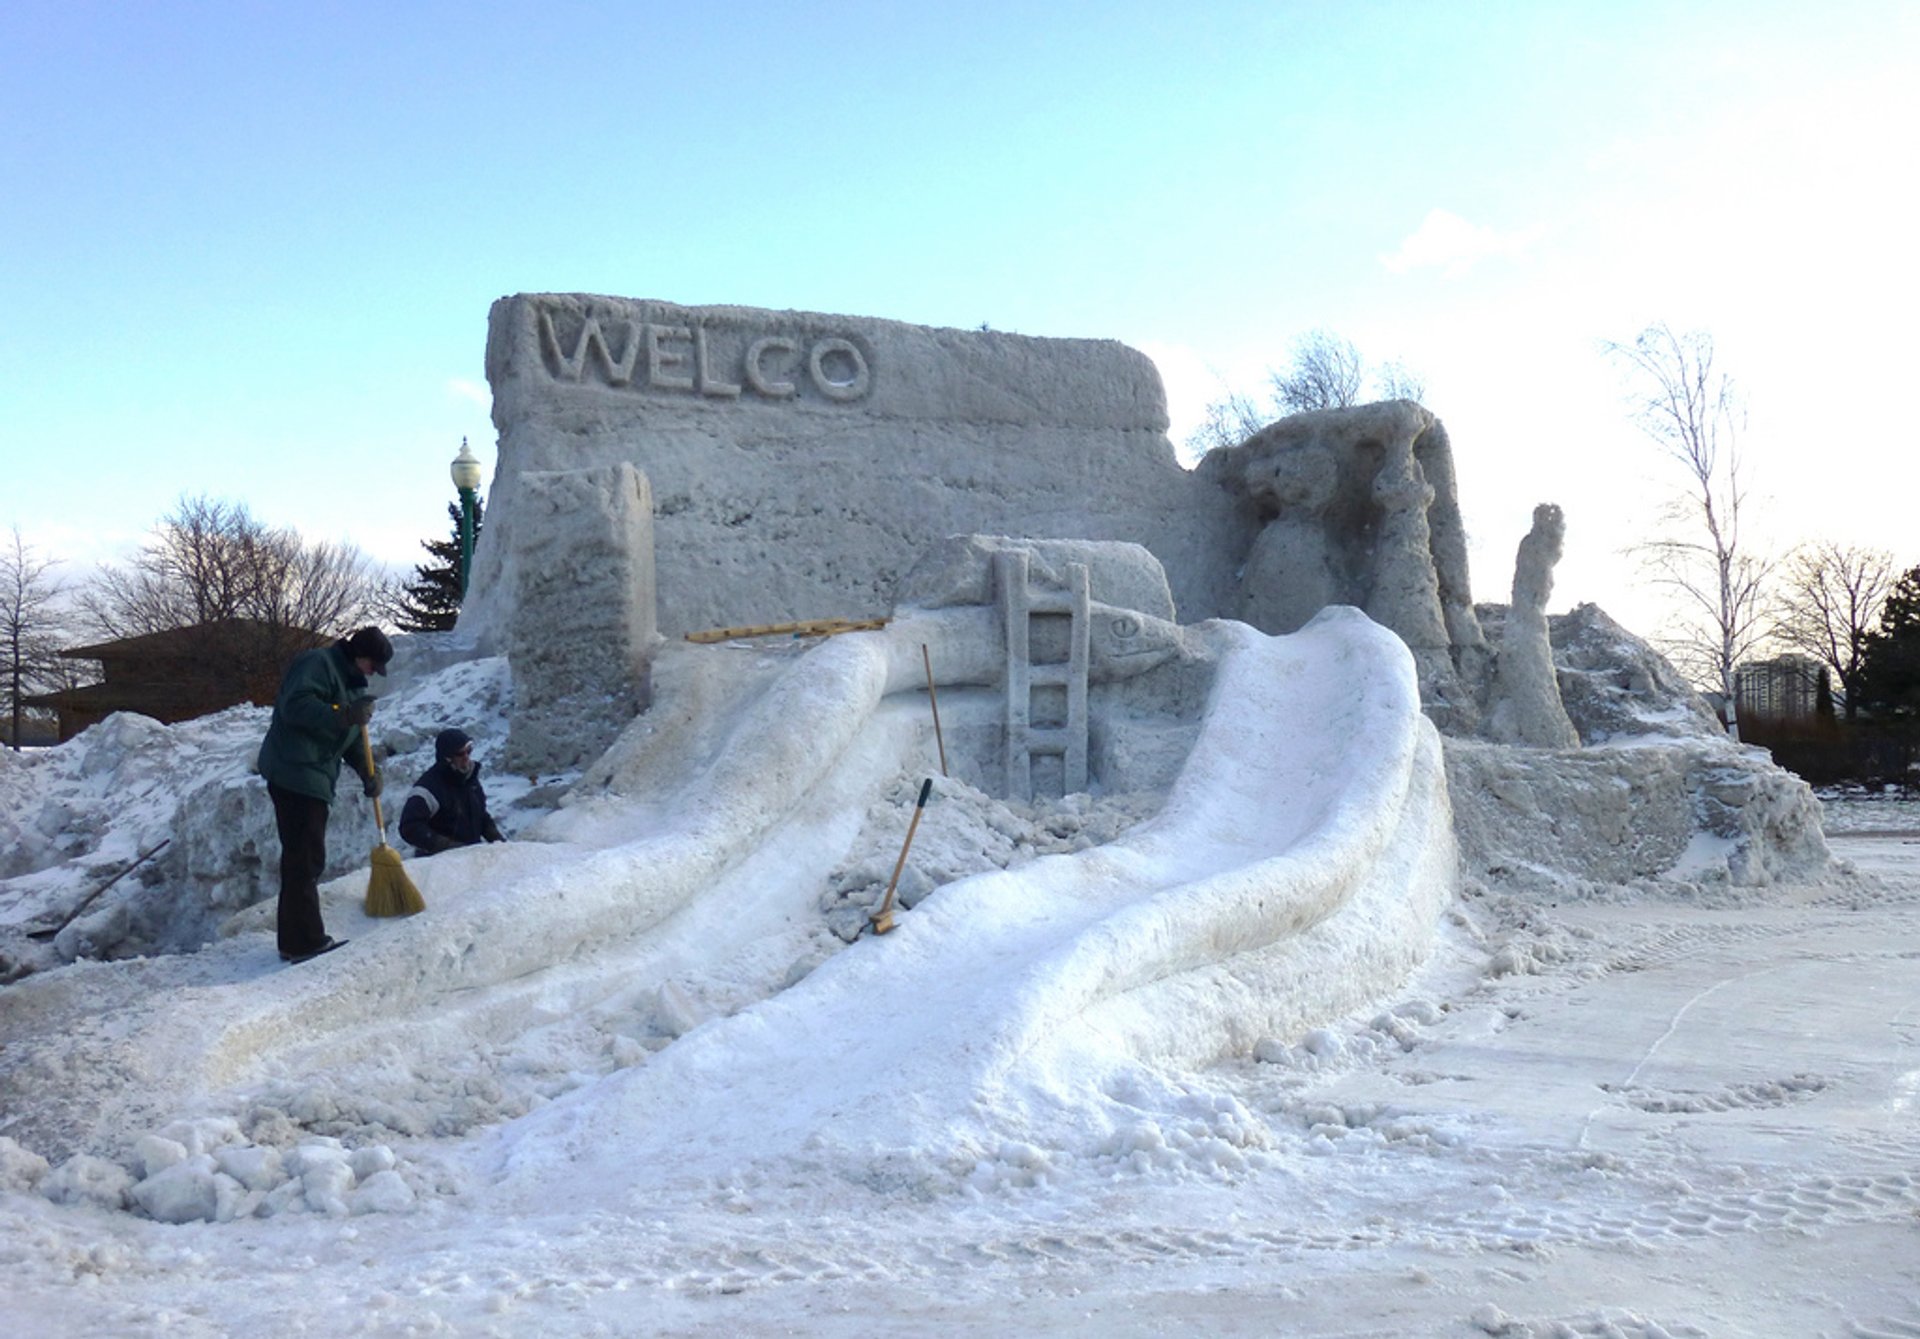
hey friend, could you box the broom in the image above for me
[360,725,425,917]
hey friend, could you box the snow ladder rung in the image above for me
[996,549,1089,800]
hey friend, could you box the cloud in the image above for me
[445,377,492,409]
[1381,209,1539,277]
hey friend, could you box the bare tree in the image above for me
[76,495,386,680]
[1184,334,1430,460]
[1183,387,1271,459]
[1772,542,1895,721]
[0,527,67,749]
[1607,322,1770,738]
[1270,330,1366,412]
[1375,359,1426,403]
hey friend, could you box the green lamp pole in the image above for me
[449,438,483,599]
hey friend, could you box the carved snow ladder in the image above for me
[996,550,1090,800]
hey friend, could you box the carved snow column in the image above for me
[1484,503,1581,749]
[1364,441,1477,725]
[505,462,658,776]
[998,549,1090,800]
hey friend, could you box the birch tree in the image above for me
[1607,322,1770,739]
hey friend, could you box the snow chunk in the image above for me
[214,1144,285,1193]
[351,1169,416,1215]
[302,1159,355,1217]
[0,1135,50,1192]
[131,1154,222,1224]
[133,1134,189,1180]
[39,1154,135,1210]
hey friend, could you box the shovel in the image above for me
[869,779,933,936]
[27,839,171,940]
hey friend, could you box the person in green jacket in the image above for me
[256,626,393,963]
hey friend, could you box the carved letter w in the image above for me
[540,312,643,385]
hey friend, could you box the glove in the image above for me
[483,818,505,844]
[339,697,375,726]
[361,769,383,799]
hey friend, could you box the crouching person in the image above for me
[399,729,505,856]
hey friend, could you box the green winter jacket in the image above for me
[256,642,372,803]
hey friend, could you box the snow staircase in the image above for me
[996,549,1090,800]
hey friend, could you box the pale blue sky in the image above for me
[4,1,1915,638]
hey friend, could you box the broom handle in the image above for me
[921,644,948,778]
[362,725,386,836]
[876,778,934,921]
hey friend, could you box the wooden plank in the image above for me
[683,617,889,644]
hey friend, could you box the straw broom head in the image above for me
[365,842,425,917]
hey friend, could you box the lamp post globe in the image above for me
[449,438,482,599]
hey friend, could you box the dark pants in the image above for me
[268,782,331,956]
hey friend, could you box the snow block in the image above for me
[351,1169,416,1215]
[131,1154,221,1224]
[0,1135,50,1193]
[39,1154,135,1211]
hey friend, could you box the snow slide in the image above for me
[1,607,1454,1207]
[485,607,1456,1203]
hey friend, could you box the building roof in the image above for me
[60,619,328,661]
[20,682,192,713]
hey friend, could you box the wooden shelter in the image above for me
[23,620,329,742]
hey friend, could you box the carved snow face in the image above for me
[1087,610,1182,678]
[1250,447,1337,513]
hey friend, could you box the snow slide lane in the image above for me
[485,608,1457,1203]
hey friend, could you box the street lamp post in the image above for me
[449,438,483,600]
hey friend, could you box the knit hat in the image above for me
[435,728,473,762]
[343,626,394,676]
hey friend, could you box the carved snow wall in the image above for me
[462,294,1249,647]
[461,294,1503,738]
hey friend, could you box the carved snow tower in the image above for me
[1196,401,1489,730]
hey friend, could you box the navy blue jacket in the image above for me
[398,760,503,855]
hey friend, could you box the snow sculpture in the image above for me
[464,294,1242,647]
[504,461,659,775]
[1483,503,1581,749]
[888,537,1193,798]
[894,534,1178,622]
[464,294,1509,737]
[1231,444,1340,633]
[1197,401,1488,730]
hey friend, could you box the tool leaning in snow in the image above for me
[26,838,172,941]
[361,728,425,918]
[869,777,934,936]
[921,643,949,778]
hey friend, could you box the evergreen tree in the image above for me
[1855,565,1920,717]
[392,497,484,633]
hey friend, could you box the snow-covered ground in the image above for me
[2,617,1917,1337]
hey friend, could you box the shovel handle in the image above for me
[876,779,934,920]
[921,644,949,778]
[34,838,171,939]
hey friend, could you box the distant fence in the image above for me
[1741,712,1920,789]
